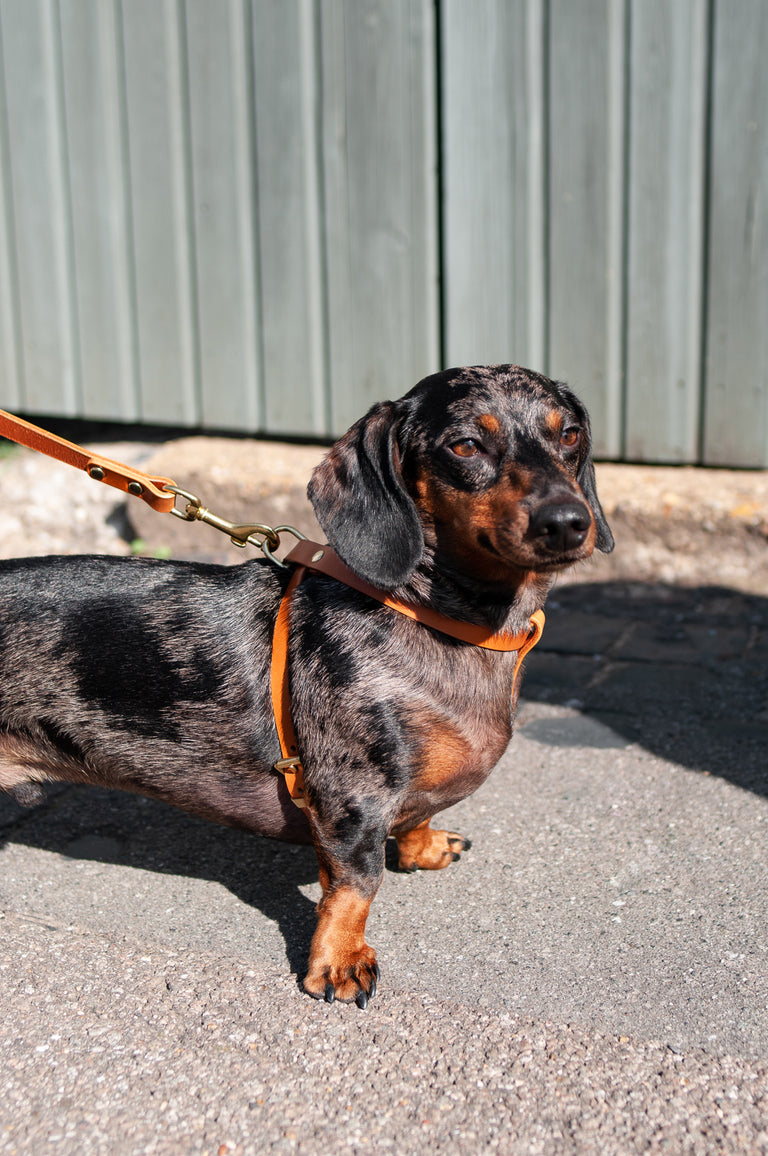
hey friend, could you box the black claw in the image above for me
[451,851,460,862]
[369,975,377,1001]
[324,983,335,1004]
[449,836,472,852]
[373,963,381,981]
[356,990,368,1009]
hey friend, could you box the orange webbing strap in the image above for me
[270,545,546,809]
[511,608,545,691]
[270,565,308,807]
[0,409,177,512]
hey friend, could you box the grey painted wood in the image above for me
[441,0,546,373]
[0,0,78,415]
[59,0,138,421]
[704,0,768,467]
[120,0,198,426]
[0,3,23,411]
[0,0,766,466]
[185,0,261,432]
[624,0,708,463]
[252,0,327,435]
[548,0,627,459]
[321,0,439,431]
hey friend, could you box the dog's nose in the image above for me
[529,502,591,553]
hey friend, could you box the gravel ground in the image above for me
[4,911,767,1156]
[1,433,768,1154]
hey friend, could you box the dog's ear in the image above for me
[308,401,424,586]
[578,458,614,553]
[555,383,615,554]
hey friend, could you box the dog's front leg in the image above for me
[303,814,385,1007]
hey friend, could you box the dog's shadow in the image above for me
[0,783,403,982]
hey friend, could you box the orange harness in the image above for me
[270,538,545,808]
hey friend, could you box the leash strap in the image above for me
[0,409,177,512]
[270,542,546,809]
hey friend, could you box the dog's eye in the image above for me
[450,439,483,458]
[560,427,581,448]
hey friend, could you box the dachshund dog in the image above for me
[0,365,613,1006]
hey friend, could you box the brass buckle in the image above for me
[274,755,303,771]
[274,756,306,807]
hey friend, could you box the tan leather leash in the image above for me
[0,406,545,812]
[270,541,546,808]
[0,407,286,551]
[0,408,177,512]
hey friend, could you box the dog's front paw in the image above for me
[303,948,380,1008]
[395,824,471,872]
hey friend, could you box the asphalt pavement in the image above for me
[1,437,768,1154]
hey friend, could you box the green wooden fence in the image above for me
[0,0,766,464]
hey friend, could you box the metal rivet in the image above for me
[88,466,105,481]
[127,482,143,496]
[311,550,324,563]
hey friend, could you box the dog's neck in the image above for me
[392,547,554,637]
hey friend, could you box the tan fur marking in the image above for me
[544,409,563,433]
[303,887,377,1002]
[478,413,501,435]
[0,732,86,788]
[395,819,467,871]
[413,721,474,792]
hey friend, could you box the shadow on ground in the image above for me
[0,784,323,982]
[522,579,768,797]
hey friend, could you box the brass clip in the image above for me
[166,485,279,551]
[163,485,306,565]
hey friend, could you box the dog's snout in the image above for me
[529,501,591,554]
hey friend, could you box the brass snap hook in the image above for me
[162,486,304,564]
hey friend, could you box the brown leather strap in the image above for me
[284,538,543,653]
[271,544,546,809]
[0,409,177,512]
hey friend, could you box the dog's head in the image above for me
[308,365,614,588]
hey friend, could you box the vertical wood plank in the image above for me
[0,4,23,409]
[185,0,261,432]
[441,0,546,372]
[252,0,327,435]
[548,0,626,458]
[704,0,768,467]
[624,0,708,463]
[59,0,138,421]
[320,0,439,431]
[120,0,198,425]
[0,0,78,415]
